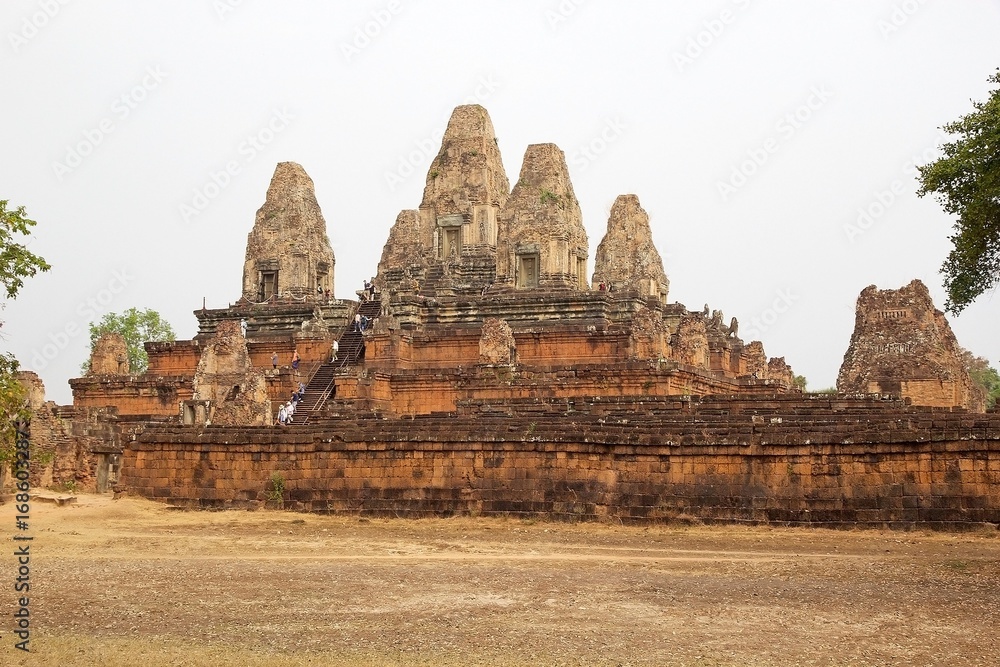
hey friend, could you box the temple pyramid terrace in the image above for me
[12,105,1000,529]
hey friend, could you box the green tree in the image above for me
[917,69,1000,315]
[83,308,176,375]
[0,201,51,465]
[0,201,51,299]
[961,348,1000,409]
[0,354,29,467]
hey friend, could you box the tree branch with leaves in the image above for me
[82,308,176,375]
[0,200,50,465]
[917,69,1000,315]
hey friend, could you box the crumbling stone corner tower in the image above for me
[837,279,985,411]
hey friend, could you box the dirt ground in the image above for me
[1,494,998,667]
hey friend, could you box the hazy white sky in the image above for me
[3,0,999,404]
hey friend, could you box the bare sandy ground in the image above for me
[1,493,998,666]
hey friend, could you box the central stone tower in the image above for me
[377,104,511,295]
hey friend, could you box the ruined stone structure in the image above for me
[16,104,995,529]
[241,162,335,302]
[54,161,352,492]
[673,314,710,369]
[628,306,671,362]
[361,106,796,417]
[377,104,510,297]
[86,332,130,375]
[12,372,120,493]
[419,104,510,257]
[743,341,769,380]
[190,320,270,426]
[838,279,984,411]
[592,194,669,301]
[478,318,515,366]
[495,143,589,291]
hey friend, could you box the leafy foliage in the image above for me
[962,349,1000,409]
[917,70,1000,314]
[539,188,560,206]
[0,200,51,300]
[0,201,49,464]
[83,308,176,375]
[265,471,285,506]
[0,353,28,465]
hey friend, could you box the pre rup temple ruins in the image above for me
[12,105,1000,527]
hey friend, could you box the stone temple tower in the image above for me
[495,143,589,290]
[241,162,335,302]
[592,194,669,302]
[418,104,510,263]
[376,104,511,295]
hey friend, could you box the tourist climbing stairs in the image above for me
[356,296,382,326]
[293,297,381,424]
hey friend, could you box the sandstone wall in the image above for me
[70,376,191,417]
[122,397,1000,527]
[146,340,203,375]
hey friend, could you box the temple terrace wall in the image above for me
[121,396,1000,528]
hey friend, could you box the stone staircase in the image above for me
[356,297,383,327]
[293,297,381,423]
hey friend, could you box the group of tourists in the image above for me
[275,381,308,427]
[276,400,295,426]
[361,278,377,301]
[352,313,372,332]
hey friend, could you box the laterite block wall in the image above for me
[122,397,1000,528]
